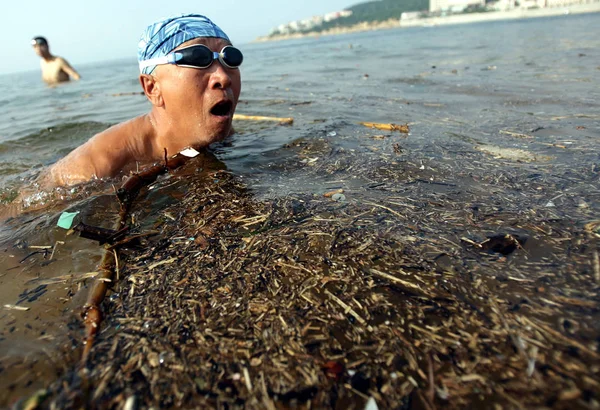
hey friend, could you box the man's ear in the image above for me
[139,74,164,107]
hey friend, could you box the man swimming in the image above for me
[32,37,81,85]
[41,14,242,187]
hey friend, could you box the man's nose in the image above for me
[209,62,233,90]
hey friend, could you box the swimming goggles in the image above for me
[138,44,243,72]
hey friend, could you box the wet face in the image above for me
[153,37,242,149]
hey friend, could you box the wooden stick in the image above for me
[370,268,421,291]
[359,122,409,133]
[364,201,405,219]
[234,114,293,124]
[324,289,372,331]
[499,130,534,139]
[593,250,599,284]
[81,151,192,363]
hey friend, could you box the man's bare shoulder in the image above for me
[43,115,155,187]
[54,56,72,67]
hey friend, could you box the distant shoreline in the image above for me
[253,2,600,43]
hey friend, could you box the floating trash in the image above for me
[233,114,293,125]
[57,211,80,230]
[158,352,167,365]
[323,189,344,198]
[365,397,379,410]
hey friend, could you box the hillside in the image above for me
[271,0,430,37]
[320,0,429,30]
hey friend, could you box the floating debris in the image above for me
[57,211,80,230]
[323,189,344,198]
[8,116,597,410]
[36,163,599,409]
[365,397,379,410]
[234,114,294,125]
[476,145,539,162]
[499,129,534,139]
[359,122,409,133]
[4,304,30,311]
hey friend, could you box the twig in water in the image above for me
[324,289,372,331]
[593,250,599,284]
[364,201,405,220]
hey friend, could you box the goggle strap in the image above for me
[138,53,179,72]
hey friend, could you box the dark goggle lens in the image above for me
[178,45,243,68]
[181,46,214,67]
[221,46,243,68]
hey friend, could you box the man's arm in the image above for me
[59,57,81,80]
[41,116,153,187]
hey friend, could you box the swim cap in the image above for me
[31,36,48,46]
[137,14,230,74]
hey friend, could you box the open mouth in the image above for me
[210,100,233,117]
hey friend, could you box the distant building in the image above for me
[401,11,422,20]
[324,11,340,22]
[324,10,353,22]
[429,0,485,12]
[268,10,354,36]
[519,0,544,7]
[486,0,516,11]
[299,19,313,30]
[544,0,592,6]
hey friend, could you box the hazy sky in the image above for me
[1,0,356,75]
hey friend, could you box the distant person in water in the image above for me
[40,14,242,187]
[31,37,81,84]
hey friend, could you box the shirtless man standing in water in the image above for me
[41,14,242,187]
[31,37,81,84]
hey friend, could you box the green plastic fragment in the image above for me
[57,211,80,230]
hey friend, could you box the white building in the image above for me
[429,0,485,12]
[323,10,353,22]
[269,10,354,36]
[401,11,422,19]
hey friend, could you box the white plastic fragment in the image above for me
[123,396,137,410]
[179,148,200,158]
[365,397,379,410]
[4,304,30,311]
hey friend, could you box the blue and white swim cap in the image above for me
[137,14,230,74]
